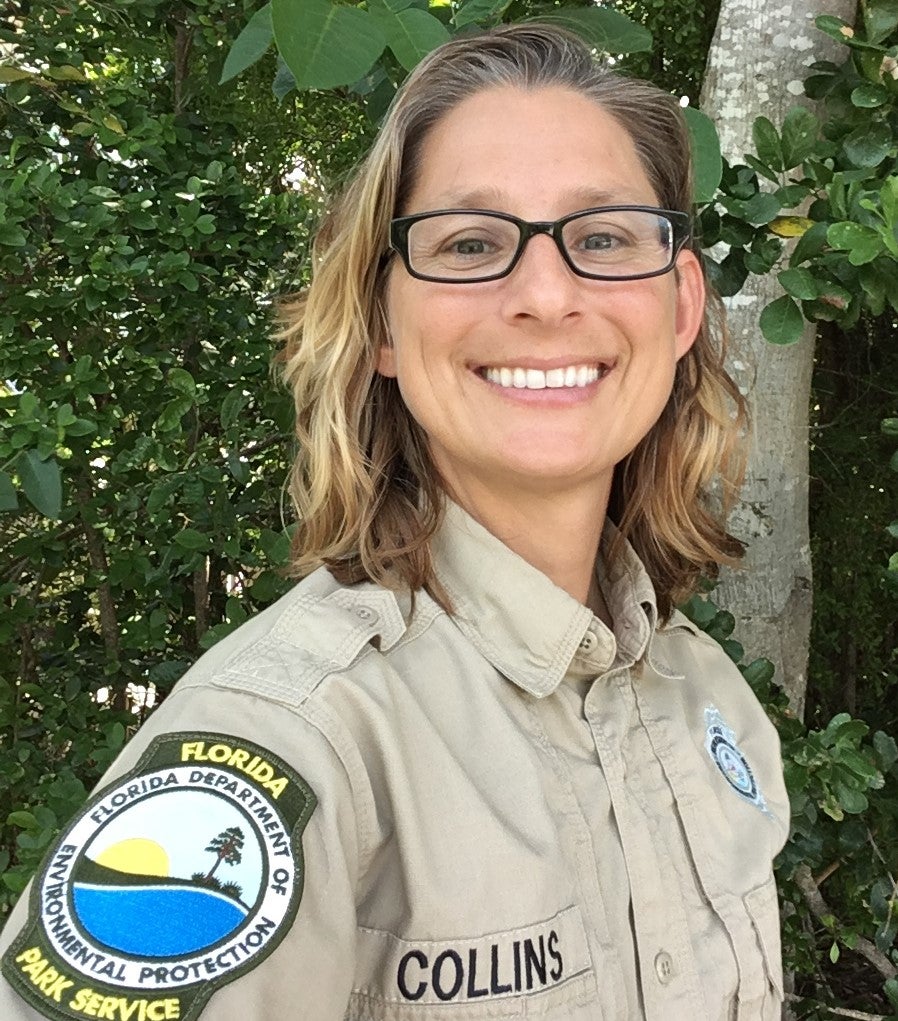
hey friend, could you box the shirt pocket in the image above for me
[738,876,784,1019]
[346,905,599,1020]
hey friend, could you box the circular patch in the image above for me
[704,706,768,813]
[2,732,316,1021]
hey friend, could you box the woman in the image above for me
[0,24,789,1021]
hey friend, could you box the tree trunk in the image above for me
[700,0,857,716]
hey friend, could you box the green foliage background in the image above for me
[1,0,897,1017]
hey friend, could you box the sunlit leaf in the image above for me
[684,106,721,205]
[271,0,385,90]
[369,4,450,72]
[220,5,274,85]
[17,451,63,519]
[531,8,652,54]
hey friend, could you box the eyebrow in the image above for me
[414,186,645,213]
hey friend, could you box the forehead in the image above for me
[405,85,659,214]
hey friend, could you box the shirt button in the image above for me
[654,951,674,984]
[355,606,378,622]
[578,630,599,653]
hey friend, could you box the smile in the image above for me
[481,364,609,390]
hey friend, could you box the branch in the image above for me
[192,560,209,645]
[73,476,120,667]
[172,17,193,115]
[785,993,890,1020]
[794,864,898,981]
[237,433,285,460]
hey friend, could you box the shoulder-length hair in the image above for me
[277,23,746,620]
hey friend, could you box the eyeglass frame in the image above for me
[388,205,694,284]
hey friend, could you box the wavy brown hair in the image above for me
[278,23,746,620]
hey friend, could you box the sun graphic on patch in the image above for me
[2,732,316,1021]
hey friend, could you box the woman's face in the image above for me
[379,85,704,507]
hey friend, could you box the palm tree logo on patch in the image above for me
[70,792,266,959]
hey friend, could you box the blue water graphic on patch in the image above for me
[73,883,248,956]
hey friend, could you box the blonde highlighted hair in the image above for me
[278,23,746,620]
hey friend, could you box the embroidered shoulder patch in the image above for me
[703,706,769,815]
[2,732,316,1021]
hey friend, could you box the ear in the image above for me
[672,250,705,360]
[376,341,398,378]
[375,290,398,378]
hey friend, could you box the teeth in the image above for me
[484,364,605,390]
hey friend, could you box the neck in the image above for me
[443,474,613,624]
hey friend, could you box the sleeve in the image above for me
[0,680,365,1021]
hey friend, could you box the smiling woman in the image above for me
[0,24,788,1021]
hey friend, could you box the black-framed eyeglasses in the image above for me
[389,206,692,284]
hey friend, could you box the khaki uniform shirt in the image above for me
[1,502,790,1021]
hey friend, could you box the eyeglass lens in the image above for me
[405,209,675,280]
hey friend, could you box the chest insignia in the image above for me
[703,706,769,815]
[1,732,316,1021]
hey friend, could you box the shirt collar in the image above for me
[431,500,660,697]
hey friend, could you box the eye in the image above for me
[580,232,624,251]
[446,236,493,256]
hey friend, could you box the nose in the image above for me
[499,229,584,327]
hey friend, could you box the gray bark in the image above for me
[700,0,857,716]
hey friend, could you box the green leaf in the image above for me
[751,117,783,173]
[453,0,510,29]
[683,107,721,205]
[863,0,898,44]
[789,220,829,266]
[173,528,209,551]
[0,67,34,84]
[882,417,898,436]
[220,4,274,84]
[760,294,804,345]
[220,389,249,430]
[742,191,781,225]
[0,224,27,247]
[272,54,297,101]
[369,3,450,72]
[45,64,86,82]
[0,471,18,512]
[155,396,193,432]
[168,368,196,396]
[249,569,284,602]
[743,155,779,186]
[850,82,889,107]
[834,783,868,814]
[533,8,652,54]
[259,528,291,564]
[843,121,892,167]
[778,267,819,300]
[17,450,63,519]
[880,175,898,227]
[780,107,818,169]
[741,658,776,687]
[815,14,875,48]
[873,731,898,770]
[6,811,37,829]
[827,221,885,265]
[885,977,898,1011]
[271,0,386,90]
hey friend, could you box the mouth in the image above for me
[478,363,612,391]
